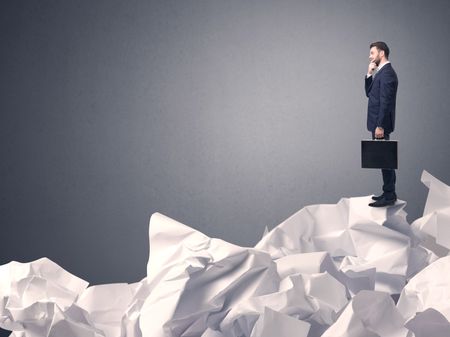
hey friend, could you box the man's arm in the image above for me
[365,61,377,97]
[364,75,372,97]
[377,72,397,128]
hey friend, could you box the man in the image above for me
[365,41,398,207]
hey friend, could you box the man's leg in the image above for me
[381,133,396,200]
[382,169,396,199]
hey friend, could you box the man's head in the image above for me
[369,41,390,66]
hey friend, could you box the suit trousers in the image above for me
[371,132,396,199]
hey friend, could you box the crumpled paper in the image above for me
[0,258,102,337]
[404,308,450,337]
[1,170,449,337]
[397,255,450,322]
[411,170,450,251]
[250,306,310,337]
[255,195,432,294]
[321,290,409,337]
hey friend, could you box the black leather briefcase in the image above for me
[361,139,398,169]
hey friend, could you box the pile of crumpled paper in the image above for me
[1,170,449,337]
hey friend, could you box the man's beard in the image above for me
[374,56,381,66]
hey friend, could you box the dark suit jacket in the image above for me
[365,62,398,133]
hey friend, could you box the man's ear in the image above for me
[380,50,385,58]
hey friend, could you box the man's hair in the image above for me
[370,41,390,59]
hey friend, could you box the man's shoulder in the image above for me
[385,63,397,75]
[379,64,398,81]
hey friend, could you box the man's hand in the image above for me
[375,127,384,139]
[367,61,377,76]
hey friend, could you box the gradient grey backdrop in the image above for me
[1,0,450,289]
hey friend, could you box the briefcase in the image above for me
[361,139,398,169]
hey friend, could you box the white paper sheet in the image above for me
[250,307,310,337]
[411,170,450,252]
[0,258,89,334]
[404,308,450,337]
[1,170,450,337]
[321,290,408,337]
[256,196,424,294]
[397,255,450,322]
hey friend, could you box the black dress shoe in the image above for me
[372,194,385,201]
[372,193,397,201]
[368,197,396,207]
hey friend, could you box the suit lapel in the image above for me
[367,63,391,93]
[375,62,391,78]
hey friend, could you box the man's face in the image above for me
[369,47,383,66]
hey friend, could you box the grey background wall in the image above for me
[1,0,450,289]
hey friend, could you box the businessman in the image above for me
[365,41,398,207]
